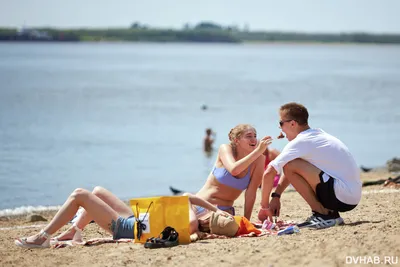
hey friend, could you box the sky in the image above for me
[1,0,399,34]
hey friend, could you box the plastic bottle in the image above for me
[277,225,300,236]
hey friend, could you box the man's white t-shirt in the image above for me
[270,128,361,205]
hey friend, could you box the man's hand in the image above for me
[257,207,273,222]
[269,197,281,217]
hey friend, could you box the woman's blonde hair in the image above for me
[228,124,256,155]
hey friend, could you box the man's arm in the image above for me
[273,174,290,195]
[267,173,290,217]
[262,138,307,205]
[260,139,307,219]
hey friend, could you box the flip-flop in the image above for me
[144,226,179,249]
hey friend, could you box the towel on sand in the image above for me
[53,217,298,247]
[193,216,297,240]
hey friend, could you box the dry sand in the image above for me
[1,170,399,267]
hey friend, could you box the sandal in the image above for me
[144,226,179,249]
[15,229,51,248]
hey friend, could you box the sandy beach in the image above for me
[1,170,399,267]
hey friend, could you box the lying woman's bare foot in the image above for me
[52,226,76,241]
[52,225,83,242]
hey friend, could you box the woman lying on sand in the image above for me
[14,186,231,248]
[15,124,272,248]
[193,124,271,230]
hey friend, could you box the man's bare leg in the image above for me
[283,159,330,214]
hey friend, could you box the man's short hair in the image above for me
[280,102,309,125]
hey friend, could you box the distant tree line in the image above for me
[0,28,80,41]
[1,22,400,44]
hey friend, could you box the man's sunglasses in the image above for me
[279,119,293,127]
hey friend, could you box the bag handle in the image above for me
[135,201,153,240]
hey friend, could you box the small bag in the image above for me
[130,195,191,244]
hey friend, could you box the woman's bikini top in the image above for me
[212,166,251,190]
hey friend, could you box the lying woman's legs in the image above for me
[16,188,120,246]
[54,186,133,241]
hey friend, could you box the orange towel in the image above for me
[234,216,261,236]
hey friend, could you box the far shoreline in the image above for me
[1,40,400,46]
[2,26,400,45]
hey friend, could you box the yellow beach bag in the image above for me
[129,195,191,244]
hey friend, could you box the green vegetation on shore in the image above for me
[1,22,400,44]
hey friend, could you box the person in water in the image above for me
[203,128,215,153]
[14,187,231,248]
[193,124,271,231]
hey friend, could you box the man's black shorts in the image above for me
[316,171,357,212]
